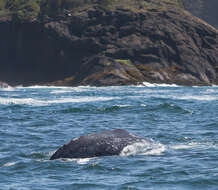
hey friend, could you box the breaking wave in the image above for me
[120,140,166,157]
[141,82,179,87]
[59,157,95,165]
[0,86,14,91]
[0,96,119,106]
[174,95,217,101]
[2,162,16,167]
[0,97,46,106]
[17,85,72,89]
[171,141,218,150]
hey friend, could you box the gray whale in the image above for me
[50,129,147,160]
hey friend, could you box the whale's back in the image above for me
[50,129,146,159]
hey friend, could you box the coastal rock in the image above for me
[0,81,9,88]
[0,1,217,86]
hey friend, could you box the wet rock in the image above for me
[0,81,9,88]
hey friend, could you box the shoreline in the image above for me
[1,81,218,89]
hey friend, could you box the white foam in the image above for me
[75,158,94,164]
[50,90,71,94]
[171,142,218,150]
[127,94,217,101]
[47,97,118,104]
[205,89,216,93]
[50,86,92,94]
[17,85,70,89]
[2,162,16,167]
[120,140,166,157]
[142,82,179,87]
[48,150,56,157]
[0,96,118,106]
[0,97,46,106]
[17,85,94,91]
[171,144,192,150]
[60,157,95,164]
[174,95,217,101]
[115,104,132,108]
[0,86,14,91]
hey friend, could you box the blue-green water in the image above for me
[0,84,218,190]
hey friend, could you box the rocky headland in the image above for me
[0,0,217,86]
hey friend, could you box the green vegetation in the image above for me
[0,0,40,21]
[0,0,5,10]
[15,1,40,21]
[0,0,184,21]
[115,59,133,67]
[0,0,9,16]
[105,62,112,66]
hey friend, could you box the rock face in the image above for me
[182,0,218,29]
[0,2,218,86]
[0,81,9,88]
[50,129,147,159]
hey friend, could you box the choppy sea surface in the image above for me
[0,84,218,190]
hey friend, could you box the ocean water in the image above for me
[0,84,218,190]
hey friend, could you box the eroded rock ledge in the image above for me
[0,4,218,86]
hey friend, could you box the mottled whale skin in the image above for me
[50,129,147,160]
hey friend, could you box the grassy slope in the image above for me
[0,0,184,21]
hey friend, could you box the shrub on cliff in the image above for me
[13,1,40,22]
[0,0,6,10]
[6,0,28,10]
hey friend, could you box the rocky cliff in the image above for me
[0,0,218,86]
